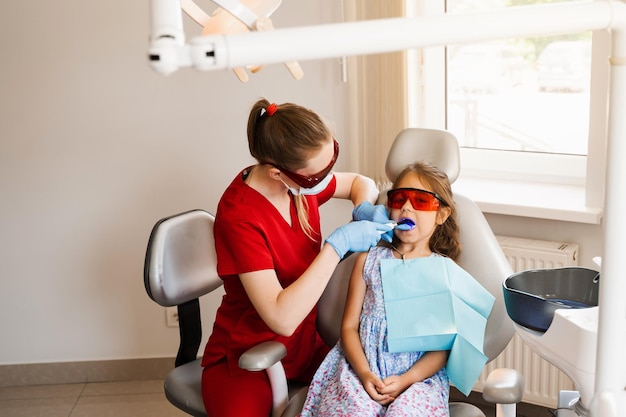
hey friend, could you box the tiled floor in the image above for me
[0,380,187,417]
[0,380,556,417]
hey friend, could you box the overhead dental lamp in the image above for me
[149,0,302,81]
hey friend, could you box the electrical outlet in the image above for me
[165,306,179,327]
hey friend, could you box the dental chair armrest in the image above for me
[482,368,525,404]
[239,341,288,371]
[239,341,289,417]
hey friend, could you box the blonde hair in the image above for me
[393,161,461,261]
[247,98,332,239]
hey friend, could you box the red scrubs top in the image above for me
[201,167,335,380]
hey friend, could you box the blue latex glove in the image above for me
[352,202,394,244]
[352,201,391,223]
[325,220,392,258]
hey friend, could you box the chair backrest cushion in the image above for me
[317,253,358,347]
[385,128,461,184]
[144,209,222,306]
[454,193,514,360]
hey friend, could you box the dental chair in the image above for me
[145,209,314,417]
[144,128,524,417]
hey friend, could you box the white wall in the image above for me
[0,0,351,364]
[0,0,604,366]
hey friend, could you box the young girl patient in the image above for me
[299,161,460,417]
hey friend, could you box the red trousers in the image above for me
[202,360,273,417]
[201,343,329,417]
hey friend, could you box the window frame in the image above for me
[405,1,608,224]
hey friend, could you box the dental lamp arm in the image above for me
[149,0,226,76]
[149,0,192,75]
[149,0,302,79]
[150,1,618,77]
[150,0,185,46]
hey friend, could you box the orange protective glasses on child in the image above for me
[386,188,445,211]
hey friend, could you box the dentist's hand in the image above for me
[352,201,390,223]
[325,221,392,258]
[352,202,393,243]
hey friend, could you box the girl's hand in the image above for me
[377,351,448,400]
[360,372,395,405]
[378,375,410,400]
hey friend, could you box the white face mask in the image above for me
[280,172,334,196]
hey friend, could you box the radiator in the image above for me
[473,235,579,408]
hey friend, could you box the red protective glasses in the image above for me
[278,139,339,188]
[387,188,444,211]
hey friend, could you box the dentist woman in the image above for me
[201,98,392,417]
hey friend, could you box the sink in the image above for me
[503,267,599,332]
[502,267,602,414]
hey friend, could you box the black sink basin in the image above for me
[503,267,599,332]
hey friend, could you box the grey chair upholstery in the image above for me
[144,210,216,417]
[144,210,299,417]
[144,128,523,417]
[385,128,461,184]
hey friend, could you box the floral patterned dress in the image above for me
[299,246,450,417]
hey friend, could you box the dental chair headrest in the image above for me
[385,128,461,184]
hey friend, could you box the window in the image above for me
[406,0,607,223]
[448,37,591,155]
